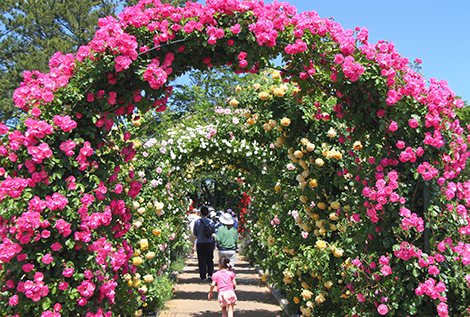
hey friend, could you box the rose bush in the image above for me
[0,0,469,316]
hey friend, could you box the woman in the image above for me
[213,213,238,270]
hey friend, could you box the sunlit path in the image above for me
[160,253,282,317]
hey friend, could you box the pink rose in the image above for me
[377,304,388,315]
[41,254,54,264]
[51,242,62,251]
[388,121,398,132]
[63,267,74,277]
[54,303,62,312]
[437,302,448,317]
[357,293,365,302]
[59,282,69,290]
[409,119,419,128]
[428,265,440,275]
[9,294,19,306]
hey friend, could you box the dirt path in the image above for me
[160,252,282,317]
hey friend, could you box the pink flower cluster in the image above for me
[28,143,53,164]
[53,115,77,132]
[399,207,424,232]
[16,272,49,302]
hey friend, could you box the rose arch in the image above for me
[0,0,469,317]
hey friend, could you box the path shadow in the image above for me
[188,309,280,317]
[174,290,278,304]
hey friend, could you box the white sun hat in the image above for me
[219,213,234,225]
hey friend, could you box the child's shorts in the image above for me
[218,290,237,307]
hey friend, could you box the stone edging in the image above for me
[254,265,299,317]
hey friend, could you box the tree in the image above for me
[0,0,119,124]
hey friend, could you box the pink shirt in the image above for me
[212,269,235,292]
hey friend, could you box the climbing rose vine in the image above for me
[0,0,469,316]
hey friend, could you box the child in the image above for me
[208,256,237,317]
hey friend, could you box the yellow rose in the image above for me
[134,310,143,317]
[300,196,308,204]
[293,297,300,304]
[274,88,285,97]
[327,128,336,138]
[127,279,133,287]
[316,240,326,250]
[132,119,141,127]
[334,248,344,257]
[259,92,269,100]
[134,249,141,257]
[124,273,132,281]
[143,274,154,283]
[139,285,148,294]
[281,117,291,126]
[301,282,310,289]
[275,137,285,147]
[145,252,155,260]
[253,83,261,90]
[329,212,339,221]
[247,118,255,125]
[137,207,146,215]
[301,289,313,300]
[315,158,324,167]
[133,201,140,210]
[294,150,303,158]
[274,185,281,192]
[317,202,326,210]
[272,71,281,79]
[140,239,149,251]
[333,151,343,159]
[315,293,326,303]
[330,201,340,210]
[324,281,333,289]
[263,123,271,131]
[153,229,162,236]
[132,279,142,288]
[308,179,318,188]
[230,98,239,107]
[353,140,363,150]
[133,257,143,266]
[261,274,267,282]
[269,119,277,128]
[301,307,312,316]
[283,276,293,284]
[306,143,315,152]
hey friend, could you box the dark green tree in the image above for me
[0,0,119,125]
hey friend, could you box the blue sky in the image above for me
[268,0,470,103]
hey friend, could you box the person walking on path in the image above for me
[217,209,239,229]
[208,256,237,317]
[193,205,216,281]
[213,213,238,270]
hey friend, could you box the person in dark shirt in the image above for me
[193,205,216,281]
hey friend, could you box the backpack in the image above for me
[199,218,212,238]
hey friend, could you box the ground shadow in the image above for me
[188,309,281,317]
[174,290,278,304]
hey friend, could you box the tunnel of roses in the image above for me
[1,0,469,316]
